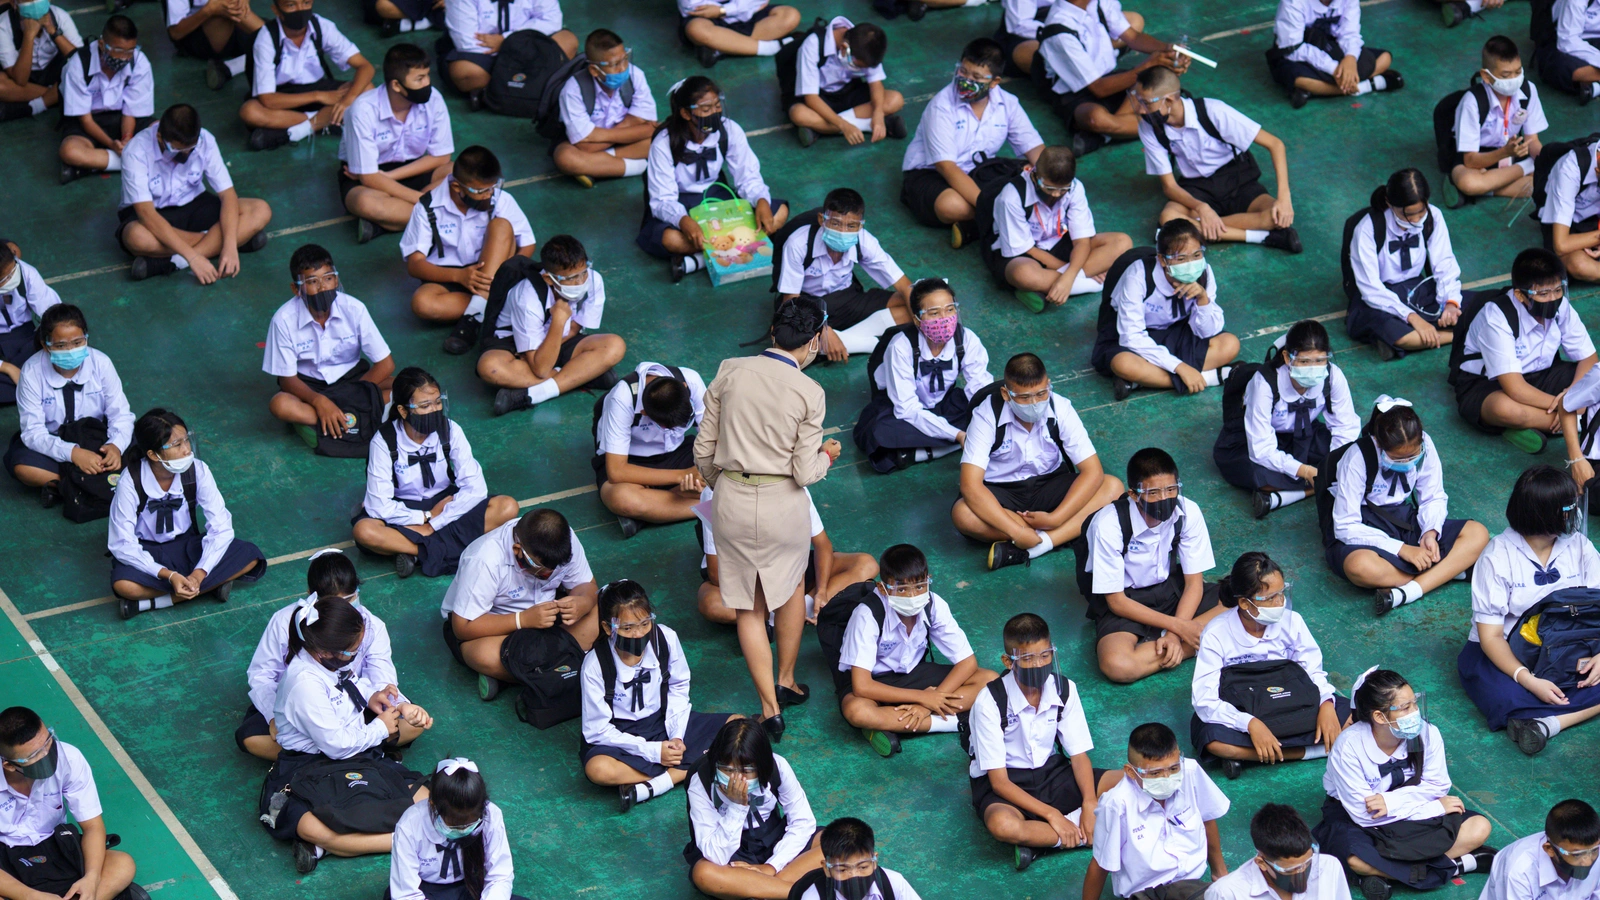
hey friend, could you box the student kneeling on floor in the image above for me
[1206,804,1352,900]
[388,758,531,900]
[0,707,148,900]
[790,818,925,900]
[1479,800,1600,900]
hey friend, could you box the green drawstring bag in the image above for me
[688,182,775,286]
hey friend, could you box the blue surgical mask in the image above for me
[1289,364,1328,390]
[1380,450,1418,474]
[1009,398,1049,424]
[599,67,630,90]
[713,770,764,801]
[1167,259,1207,284]
[49,346,89,371]
[17,0,50,19]
[822,227,858,253]
[1387,710,1424,741]
[431,812,482,842]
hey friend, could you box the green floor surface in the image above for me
[2,0,1596,896]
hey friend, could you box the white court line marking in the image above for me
[0,585,239,900]
[1199,0,1395,41]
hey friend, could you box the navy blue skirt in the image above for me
[1313,796,1479,890]
[1091,322,1211,392]
[1457,639,1600,730]
[1325,502,1466,580]
[1347,277,1443,357]
[109,530,267,592]
[853,386,973,473]
[580,708,728,778]
[4,430,58,477]
[1214,418,1331,492]
[355,495,488,577]
[0,323,35,406]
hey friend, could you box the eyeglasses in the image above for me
[454,179,502,198]
[99,40,136,60]
[44,336,87,350]
[1287,353,1330,367]
[1161,249,1206,265]
[1386,697,1420,716]
[689,95,724,114]
[334,647,357,660]
[407,395,447,414]
[296,269,341,291]
[1521,283,1567,301]
[824,856,879,879]
[1554,843,1600,862]
[821,215,864,232]
[1033,176,1072,194]
[1249,582,1293,607]
[882,579,931,596]
[917,301,959,319]
[589,49,632,72]
[1133,482,1183,500]
[1006,384,1051,404]
[4,727,55,766]
[1127,89,1178,111]
[716,764,758,778]
[611,614,656,637]
[161,432,195,453]
[1134,760,1183,778]
[1262,845,1319,875]
[1006,646,1056,666]
[519,549,554,579]
[952,64,997,83]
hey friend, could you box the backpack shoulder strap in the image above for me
[1367,206,1386,252]
[595,642,619,711]
[1470,82,1494,127]
[76,44,92,81]
[578,68,598,114]
[309,15,328,76]
[439,421,456,488]
[132,458,151,516]
[652,627,671,711]
[622,371,644,427]
[6,5,20,52]
[1190,97,1235,151]
[1359,436,1380,500]
[181,466,199,531]
[1492,291,1522,340]
[1051,672,1069,724]
[986,677,1009,726]
[1115,495,1134,556]
[267,19,283,66]
[421,193,444,260]
[381,420,401,490]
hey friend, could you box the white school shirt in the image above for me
[1192,607,1337,733]
[875,327,994,443]
[991,177,1097,258]
[838,589,974,675]
[1037,0,1131,93]
[901,82,1042,173]
[1273,0,1363,76]
[0,740,101,847]
[1093,757,1231,897]
[1138,98,1261,179]
[580,625,692,764]
[686,754,814,869]
[246,597,400,721]
[1563,364,1600,457]
[1349,207,1463,320]
[1111,258,1225,373]
[273,650,391,758]
[365,419,488,528]
[1244,364,1359,478]
[60,40,153,118]
[558,66,656,145]
[795,869,922,900]
[445,0,562,55]
[119,124,233,211]
[0,4,80,72]
[1455,85,1548,154]
[777,225,904,297]
[400,181,536,268]
[674,0,764,20]
[1087,498,1215,593]
[262,293,391,383]
[17,348,132,462]
[441,521,593,619]
[1480,831,1600,900]
[645,122,771,225]
[107,458,235,577]
[966,670,1093,778]
[794,16,885,97]
[249,13,361,97]
[1540,142,1600,226]
[390,800,515,900]
[1207,854,1352,900]
[1557,0,1600,70]
[164,0,208,26]
[1459,292,1596,378]
[1001,0,1052,38]
[1330,434,1448,554]
[1469,529,1600,642]
[0,259,61,336]
[499,270,606,353]
[339,87,454,173]
[1323,721,1451,828]
[961,391,1096,483]
[595,361,707,458]
[698,486,823,559]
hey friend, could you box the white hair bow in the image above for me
[1351,664,1380,694]
[436,757,479,776]
[294,593,321,639]
[668,78,686,96]
[309,548,345,561]
[1373,395,1413,413]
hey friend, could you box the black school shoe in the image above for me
[1015,845,1040,872]
[212,580,232,603]
[617,515,642,539]
[492,387,533,416]
[1359,876,1391,900]
[59,163,87,184]
[292,839,319,874]
[1112,377,1137,402]
[862,728,901,757]
[242,230,269,253]
[442,314,481,355]
[697,45,722,68]
[1251,491,1273,520]
[1222,759,1244,779]
[1379,70,1405,92]
[884,113,908,140]
[205,58,232,91]
[379,16,400,37]
[951,220,975,249]
[987,541,1030,571]
[1506,717,1549,755]
[249,127,292,152]
[905,0,928,19]
[1289,88,1311,109]
[468,89,486,112]
[395,553,417,578]
[1261,227,1302,254]
[39,481,60,508]
[1440,0,1470,26]
[1468,846,1499,874]
[1070,132,1107,158]
[118,597,142,620]
[130,256,178,281]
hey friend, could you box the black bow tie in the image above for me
[1285,397,1316,440]
[1390,231,1421,270]
[335,670,365,713]
[1385,470,1412,498]
[61,381,82,423]
[407,451,437,490]
[621,668,652,712]
[918,357,953,393]
[683,146,718,180]
[1535,563,1562,586]
[436,841,463,881]
[1377,756,1410,791]
[146,495,183,533]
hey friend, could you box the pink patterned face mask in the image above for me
[918,315,958,344]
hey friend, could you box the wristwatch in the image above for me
[423,510,433,524]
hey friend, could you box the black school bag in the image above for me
[1313,437,1379,549]
[55,417,125,523]
[775,18,829,108]
[479,255,544,353]
[1445,289,1521,388]
[767,207,824,295]
[1218,344,1285,437]
[1432,79,1534,181]
[1217,659,1321,737]
[1507,587,1600,690]
[789,868,898,900]
[272,750,424,834]
[1532,134,1600,218]
[974,172,1033,253]
[534,55,636,140]
[1339,204,1435,308]
[506,625,585,729]
[485,29,568,118]
[313,378,384,458]
[957,671,1068,759]
[590,365,687,445]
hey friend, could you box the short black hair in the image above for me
[641,375,694,429]
[1135,65,1181,95]
[540,235,588,272]
[103,14,137,40]
[598,578,653,623]
[1483,34,1521,67]
[158,104,200,146]
[821,817,876,861]
[454,145,502,184]
[844,22,886,67]
[38,303,88,347]
[1513,247,1566,292]
[909,278,953,317]
[1004,352,1047,387]
[0,707,43,753]
[1548,799,1600,847]
[515,508,573,568]
[383,43,430,86]
[1283,320,1331,358]
[585,28,624,56]
[1127,447,1178,490]
[1002,612,1050,650]
[289,243,335,280]
[879,544,929,585]
[1158,218,1203,257]
[1128,722,1179,761]
[772,296,826,351]
[1506,465,1580,538]
[133,407,186,457]
[959,37,1005,76]
[823,188,865,218]
[1251,804,1314,860]
[1036,146,1077,186]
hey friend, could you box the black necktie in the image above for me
[1535,563,1562,586]
[335,670,365,713]
[1377,756,1409,791]
[61,381,82,424]
[621,668,652,712]
[1385,470,1412,498]
[919,358,953,393]
[1169,291,1186,321]
[407,451,437,490]
[684,146,719,180]
[1285,397,1316,440]
[0,297,14,328]
[146,496,183,533]
[436,841,463,881]
[1390,232,1420,270]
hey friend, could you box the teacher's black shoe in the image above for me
[1014,845,1039,872]
[1507,717,1548,755]
[776,683,810,707]
[760,713,785,743]
[292,839,320,874]
[1359,876,1391,900]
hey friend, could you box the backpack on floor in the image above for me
[1313,437,1379,549]
[1445,290,1521,388]
[276,751,424,834]
[775,17,829,106]
[505,625,585,729]
[1531,133,1600,217]
[54,417,124,523]
[485,29,568,118]
[1508,587,1600,690]
[533,55,637,140]
[312,379,384,458]
[1218,659,1321,737]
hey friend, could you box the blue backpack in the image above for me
[1507,587,1600,690]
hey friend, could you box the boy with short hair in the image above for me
[594,361,708,537]
[1450,36,1545,202]
[784,17,906,147]
[57,16,153,183]
[679,0,799,69]
[338,43,454,242]
[0,707,148,900]
[0,0,80,122]
[1480,800,1600,900]
[442,0,576,107]
[239,0,374,151]
[835,543,996,757]
[401,145,536,352]
[551,29,658,187]
[776,188,913,360]
[1207,805,1350,900]
[1086,722,1230,900]
[1535,0,1600,102]
[1268,0,1400,108]
[1537,138,1600,283]
[792,818,923,900]
[167,0,264,91]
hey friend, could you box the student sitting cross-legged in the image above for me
[1078,447,1221,685]
[1266,0,1400,108]
[966,612,1115,872]
[338,43,454,243]
[0,239,61,406]
[580,580,739,812]
[57,16,153,184]
[953,352,1122,571]
[677,0,798,69]
[1343,169,1463,361]
[1478,800,1600,900]
[1447,36,1544,203]
[0,0,81,123]
[1191,551,1348,779]
[593,361,707,538]
[239,0,374,152]
[0,706,148,900]
[1207,804,1352,900]
[1534,0,1600,103]
[388,759,531,900]
[782,17,905,147]
[165,0,264,91]
[790,818,923,900]
[1560,364,1600,508]
[440,0,576,108]
[550,29,658,188]
[354,367,519,578]
[1536,138,1600,284]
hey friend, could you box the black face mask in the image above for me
[1142,111,1169,130]
[1554,855,1594,882]
[303,288,336,314]
[1013,662,1050,689]
[407,409,446,436]
[614,632,648,655]
[1269,866,1310,895]
[463,192,494,213]
[693,111,723,135]
[318,655,347,673]
[279,8,310,29]
[100,42,130,75]
[403,83,432,105]
[11,739,58,781]
[1139,496,1180,523]
[834,875,874,900]
[1528,297,1561,320]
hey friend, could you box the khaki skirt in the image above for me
[711,475,811,610]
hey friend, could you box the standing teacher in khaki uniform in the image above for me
[694,298,841,742]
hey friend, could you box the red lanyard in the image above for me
[1032,198,1065,240]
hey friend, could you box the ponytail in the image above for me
[1217,551,1282,609]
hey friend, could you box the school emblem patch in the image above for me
[344,772,362,780]
[20,855,46,866]
[342,412,359,434]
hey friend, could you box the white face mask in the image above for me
[885,591,929,617]
[554,279,589,302]
[160,453,195,474]
[1247,600,1286,625]
[1485,70,1524,97]
[1288,364,1328,390]
[1140,770,1183,801]
[0,265,19,294]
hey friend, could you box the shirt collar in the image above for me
[1352,721,1407,766]
[1001,668,1062,713]
[1021,177,1069,214]
[916,330,955,359]
[290,293,349,331]
[394,424,439,453]
[1507,530,1578,568]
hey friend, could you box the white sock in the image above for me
[930,444,961,459]
[104,151,122,171]
[1518,157,1536,175]
[287,120,313,142]
[1070,269,1101,295]
[635,772,674,802]
[1244,230,1268,244]
[1026,531,1053,559]
[170,255,190,270]
[526,379,560,404]
[1301,744,1327,759]
[756,39,781,55]
[1202,367,1226,387]
[225,55,247,76]
[963,0,986,6]
[1458,853,1479,873]
[1453,570,1468,581]
[1383,580,1423,608]
[28,97,46,115]
[837,308,898,354]
[1590,83,1600,99]
[678,253,704,273]
[844,112,873,131]
[138,594,174,611]
[1355,80,1374,95]
[397,17,414,30]
[1537,715,1563,738]
[1466,0,1484,10]
[464,295,488,319]
[622,157,648,177]
[913,449,931,463]
[1270,490,1306,509]
[927,715,958,733]
[313,845,326,859]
